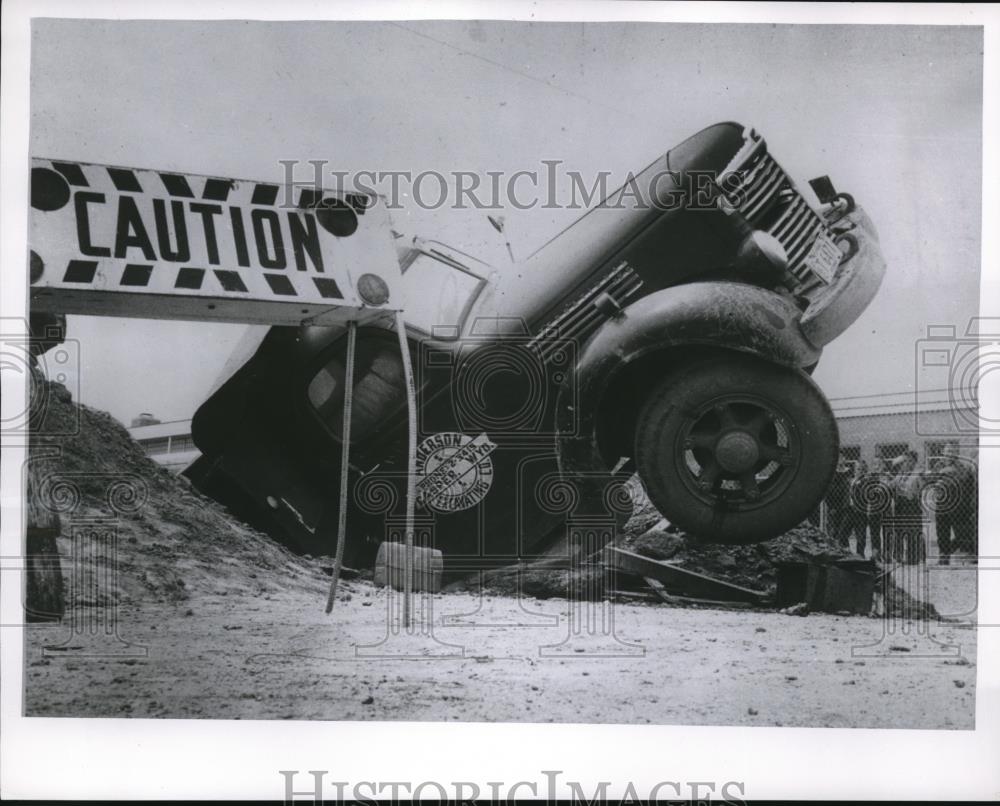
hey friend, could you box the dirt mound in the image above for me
[28,377,326,606]
[874,574,942,622]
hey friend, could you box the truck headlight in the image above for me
[736,230,788,278]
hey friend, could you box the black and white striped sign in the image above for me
[29,158,401,325]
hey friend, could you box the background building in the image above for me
[127,414,199,472]
[831,389,979,469]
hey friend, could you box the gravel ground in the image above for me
[23,565,977,728]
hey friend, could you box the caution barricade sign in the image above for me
[28,158,402,324]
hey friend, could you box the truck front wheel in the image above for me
[633,354,838,544]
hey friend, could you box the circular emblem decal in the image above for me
[416,432,496,512]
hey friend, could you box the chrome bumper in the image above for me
[799,205,886,347]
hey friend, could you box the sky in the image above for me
[27,20,983,425]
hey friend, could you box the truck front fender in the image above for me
[555,281,822,474]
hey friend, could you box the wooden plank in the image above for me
[603,546,768,603]
[608,589,659,603]
[643,578,754,609]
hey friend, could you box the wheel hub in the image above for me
[714,430,760,473]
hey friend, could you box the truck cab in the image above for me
[185,122,886,571]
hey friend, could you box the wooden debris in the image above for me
[603,547,768,603]
[643,578,754,609]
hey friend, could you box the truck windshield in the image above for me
[399,251,485,334]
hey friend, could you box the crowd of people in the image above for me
[821,444,978,566]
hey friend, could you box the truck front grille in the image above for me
[723,131,833,293]
[529,261,643,361]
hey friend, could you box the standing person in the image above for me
[825,456,853,550]
[849,459,881,560]
[846,460,871,557]
[932,444,978,565]
[891,451,926,565]
[961,454,979,562]
[863,458,892,563]
[880,458,900,564]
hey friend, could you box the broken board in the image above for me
[643,577,754,609]
[602,546,768,604]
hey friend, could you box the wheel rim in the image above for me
[673,394,801,511]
